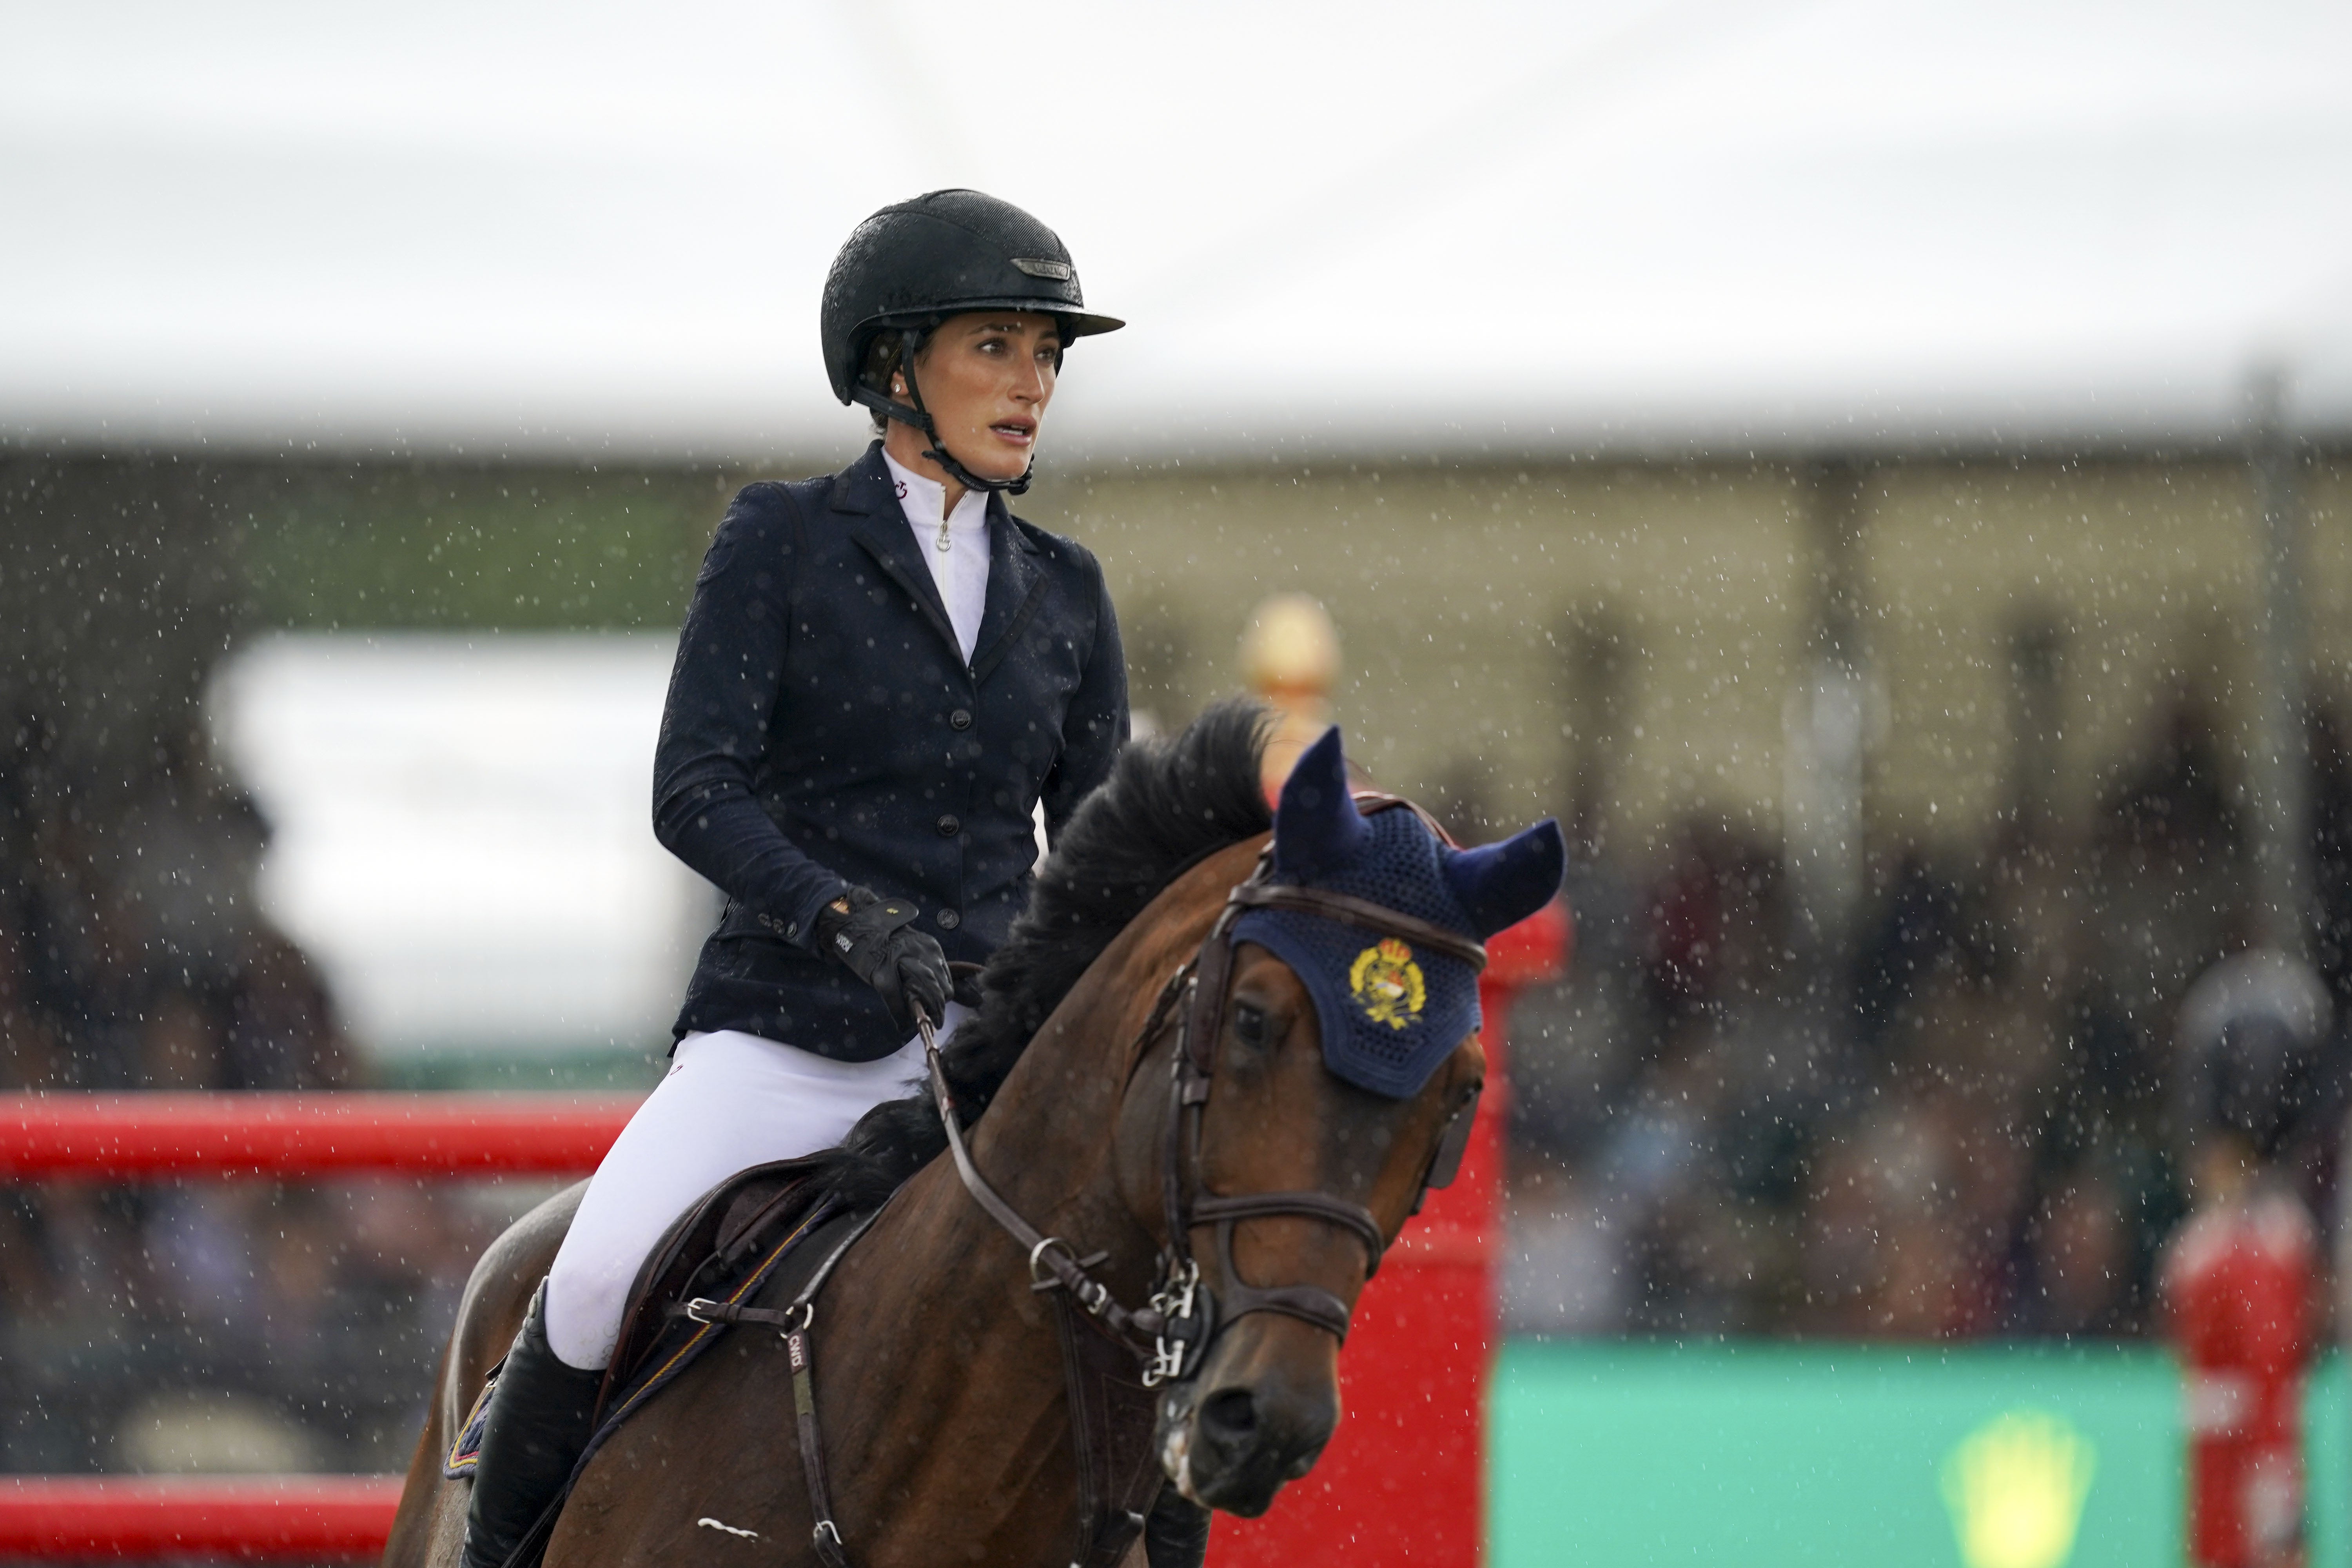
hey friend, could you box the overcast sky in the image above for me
[4,0,2349,460]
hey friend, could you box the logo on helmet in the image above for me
[1349,939,1426,1030]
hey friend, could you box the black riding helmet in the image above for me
[821,189,1123,495]
[2175,948,2334,1161]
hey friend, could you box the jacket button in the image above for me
[936,908,961,931]
[936,814,960,837]
[949,708,973,730]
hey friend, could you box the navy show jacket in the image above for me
[653,443,1127,1060]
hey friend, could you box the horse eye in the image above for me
[1230,1003,1269,1048]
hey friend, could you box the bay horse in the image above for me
[385,703,1562,1568]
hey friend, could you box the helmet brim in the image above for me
[869,301,1124,340]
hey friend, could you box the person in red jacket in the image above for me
[2159,948,2332,1568]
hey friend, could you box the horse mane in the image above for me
[816,697,1273,1210]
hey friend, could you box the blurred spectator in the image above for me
[2091,697,2243,1034]
[0,916,64,1090]
[116,726,270,991]
[2308,702,2352,1010]
[2161,1129,2320,1568]
[0,702,402,1475]
[1502,1154,1626,1337]
[139,988,224,1091]
[225,931,354,1091]
[1501,678,2352,1354]
[1853,847,1964,1055]
[2017,1165,2132,1337]
[1637,824,1725,1041]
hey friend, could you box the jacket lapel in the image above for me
[969,492,1046,684]
[838,446,964,662]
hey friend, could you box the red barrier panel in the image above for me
[0,1476,402,1558]
[0,1093,641,1178]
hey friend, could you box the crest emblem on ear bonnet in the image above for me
[1232,728,1566,1098]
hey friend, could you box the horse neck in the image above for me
[795,844,1256,1564]
[963,843,1251,1265]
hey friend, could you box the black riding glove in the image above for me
[813,885,951,1036]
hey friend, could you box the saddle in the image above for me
[598,1156,835,1417]
[445,1158,854,1483]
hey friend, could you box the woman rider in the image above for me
[461,189,1129,1568]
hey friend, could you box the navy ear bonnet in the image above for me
[1232,727,1566,1099]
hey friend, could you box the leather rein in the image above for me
[929,794,1488,1380]
[788,798,1488,1568]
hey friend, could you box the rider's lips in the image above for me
[989,419,1036,447]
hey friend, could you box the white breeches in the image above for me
[542,1011,968,1370]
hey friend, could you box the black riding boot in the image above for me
[1143,1488,1211,1568]
[461,1281,604,1568]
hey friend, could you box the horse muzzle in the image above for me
[1154,1318,1340,1518]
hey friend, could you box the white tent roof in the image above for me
[5,0,2350,463]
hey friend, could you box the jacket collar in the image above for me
[831,441,907,520]
[970,489,1045,682]
[835,442,1045,679]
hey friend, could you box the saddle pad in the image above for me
[443,1361,502,1478]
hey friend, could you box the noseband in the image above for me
[924,796,1486,1388]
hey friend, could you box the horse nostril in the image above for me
[1197,1388,1258,1446]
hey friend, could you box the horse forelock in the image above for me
[815,699,1274,1210]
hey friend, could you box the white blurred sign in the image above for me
[210,633,711,1058]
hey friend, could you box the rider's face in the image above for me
[887,311,1061,490]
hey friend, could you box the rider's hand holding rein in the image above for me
[816,887,950,1036]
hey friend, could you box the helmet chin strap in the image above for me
[873,333,1034,498]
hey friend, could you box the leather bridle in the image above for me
[789,799,1491,1568]
[924,795,1488,1387]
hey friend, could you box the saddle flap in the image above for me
[597,1156,831,1419]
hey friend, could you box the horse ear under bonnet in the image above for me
[1237,728,1565,1099]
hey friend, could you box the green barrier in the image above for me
[1491,1341,2352,1568]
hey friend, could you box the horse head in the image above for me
[1148,726,1563,1517]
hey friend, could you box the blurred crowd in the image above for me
[0,713,513,1472]
[1504,692,2352,1342]
[0,720,348,1098]
[9,678,2352,1473]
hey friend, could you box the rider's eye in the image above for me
[1230,1003,1269,1048]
